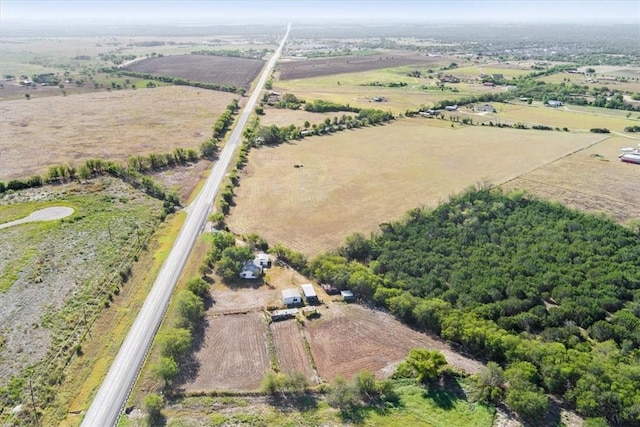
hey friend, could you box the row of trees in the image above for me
[213,99,239,140]
[308,187,640,424]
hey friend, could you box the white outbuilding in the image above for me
[282,289,302,306]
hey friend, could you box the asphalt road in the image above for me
[80,23,290,427]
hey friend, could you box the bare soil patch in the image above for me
[501,136,640,225]
[305,304,484,382]
[278,52,439,80]
[182,311,270,392]
[227,118,605,256]
[270,320,316,383]
[124,55,264,89]
[0,86,236,181]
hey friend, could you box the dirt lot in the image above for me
[183,264,484,392]
[270,320,316,383]
[182,311,270,392]
[305,304,483,382]
[124,55,264,89]
[501,135,640,225]
[278,52,439,80]
[0,85,236,181]
[227,118,605,256]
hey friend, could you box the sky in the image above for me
[1,0,639,25]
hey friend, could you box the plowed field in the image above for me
[306,304,484,381]
[182,312,269,392]
[125,54,264,89]
[270,320,316,383]
[278,53,438,80]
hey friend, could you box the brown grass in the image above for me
[0,86,237,181]
[501,135,640,225]
[227,118,606,256]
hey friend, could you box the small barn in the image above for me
[341,290,355,302]
[301,284,318,303]
[239,261,262,279]
[282,289,302,306]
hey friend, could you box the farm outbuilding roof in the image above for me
[301,284,317,298]
[282,289,301,300]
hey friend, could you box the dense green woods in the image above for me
[309,188,640,424]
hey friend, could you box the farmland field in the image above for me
[273,66,469,114]
[305,304,484,381]
[501,135,640,224]
[493,102,637,131]
[278,52,441,80]
[0,85,236,181]
[270,320,316,383]
[182,311,270,392]
[124,54,265,89]
[227,118,606,256]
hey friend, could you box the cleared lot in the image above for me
[182,311,270,392]
[270,320,316,383]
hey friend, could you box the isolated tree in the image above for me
[303,120,310,129]
[395,348,447,384]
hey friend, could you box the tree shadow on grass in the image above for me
[422,373,466,410]
[268,392,319,412]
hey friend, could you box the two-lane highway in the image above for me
[81,23,290,427]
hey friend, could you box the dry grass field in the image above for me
[259,108,354,128]
[124,55,265,89]
[182,311,270,392]
[0,86,237,181]
[227,118,606,256]
[494,102,637,131]
[501,136,640,224]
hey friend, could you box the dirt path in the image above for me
[0,206,74,230]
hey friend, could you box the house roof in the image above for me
[282,289,301,299]
[242,260,262,273]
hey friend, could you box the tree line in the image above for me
[308,187,640,425]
